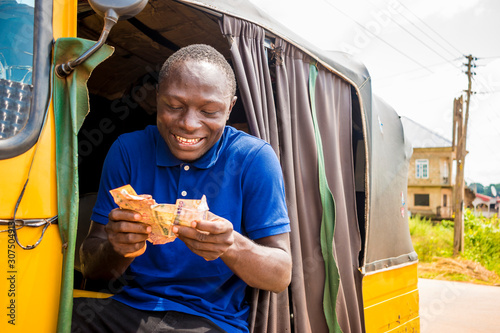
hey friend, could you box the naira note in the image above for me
[109,184,173,245]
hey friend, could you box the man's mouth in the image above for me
[174,134,202,145]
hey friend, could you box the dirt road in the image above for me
[419,278,500,332]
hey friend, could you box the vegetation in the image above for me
[468,182,500,197]
[409,210,500,284]
[462,210,500,274]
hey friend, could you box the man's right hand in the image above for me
[106,208,152,258]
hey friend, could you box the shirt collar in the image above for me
[155,126,226,169]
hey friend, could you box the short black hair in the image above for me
[158,44,236,97]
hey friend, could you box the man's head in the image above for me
[156,44,237,162]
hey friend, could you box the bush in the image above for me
[463,210,500,274]
[409,215,454,262]
[409,210,500,275]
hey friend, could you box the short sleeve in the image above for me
[91,138,131,224]
[241,143,290,240]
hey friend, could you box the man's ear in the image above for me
[227,96,238,120]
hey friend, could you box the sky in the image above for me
[249,0,500,186]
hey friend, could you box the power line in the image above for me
[365,0,461,64]
[384,15,460,68]
[391,3,461,59]
[477,55,500,60]
[471,76,500,94]
[396,1,463,56]
[377,57,461,81]
[322,0,433,74]
[475,90,500,95]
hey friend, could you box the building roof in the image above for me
[474,193,500,203]
[401,116,452,149]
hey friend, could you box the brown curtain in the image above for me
[220,16,290,333]
[221,15,363,333]
[273,39,325,333]
[220,15,279,155]
[315,66,364,332]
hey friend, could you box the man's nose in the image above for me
[179,109,201,132]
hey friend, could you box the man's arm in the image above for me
[80,209,151,280]
[224,231,292,293]
[174,218,292,293]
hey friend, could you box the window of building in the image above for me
[443,194,447,207]
[415,194,430,206]
[415,159,429,179]
[441,160,449,183]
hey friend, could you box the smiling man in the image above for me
[72,44,292,333]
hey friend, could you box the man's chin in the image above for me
[172,150,204,163]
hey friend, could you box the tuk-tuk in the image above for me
[0,0,419,332]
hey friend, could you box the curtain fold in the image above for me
[220,16,289,333]
[308,63,342,332]
[273,40,326,333]
[220,15,363,333]
[315,67,364,332]
[220,15,279,155]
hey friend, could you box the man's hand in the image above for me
[173,213,292,293]
[106,208,152,258]
[173,213,234,261]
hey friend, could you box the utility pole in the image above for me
[453,54,475,255]
[453,96,464,255]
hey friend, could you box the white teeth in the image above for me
[175,135,201,145]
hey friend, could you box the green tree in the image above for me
[470,182,484,194]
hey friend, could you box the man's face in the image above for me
[156,60,236,162]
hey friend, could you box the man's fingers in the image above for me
[110,241,147,258]
[123,243,147,258]
[110,230,150,244]
[109,208,142,223]
[194,218,232,235]
[106,208,152,258]
[175,224,228,242]
[107,220,151,235]
[175,224,234,261]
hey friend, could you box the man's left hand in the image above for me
[173,213,234,261]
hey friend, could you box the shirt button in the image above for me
[184,165,190,171]
[181,191,187,197]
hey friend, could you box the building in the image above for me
[401,117,455,219]
[472,193,500,218]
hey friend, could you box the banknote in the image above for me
[109,185,212,245]
[174,195,209,227]
[151,203,177,242]
[110,184,174,245]
[109,184,156,224]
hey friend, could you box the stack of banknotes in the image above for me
[110,184,210,245]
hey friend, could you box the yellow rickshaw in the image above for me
[0,0,418,331]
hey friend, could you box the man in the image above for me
[72,44,292,332]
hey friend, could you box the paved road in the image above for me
[418,278,500,332]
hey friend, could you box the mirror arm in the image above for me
[56,11,118,78]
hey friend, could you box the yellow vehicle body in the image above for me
[0,1,419,332]
[363,263,420,333]
[0,2,75,332]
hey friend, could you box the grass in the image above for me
[462,210,500,274]
[409,210,500,285]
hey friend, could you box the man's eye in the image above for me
[201,110,218,116]
[168,105,183,111]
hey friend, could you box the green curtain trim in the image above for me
[308,63,342,333]
[53,38,114,333]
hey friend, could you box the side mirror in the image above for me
[56,0,148,78]
[89,0,149,21]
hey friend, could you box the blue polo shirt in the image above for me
[91,125,290,332]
